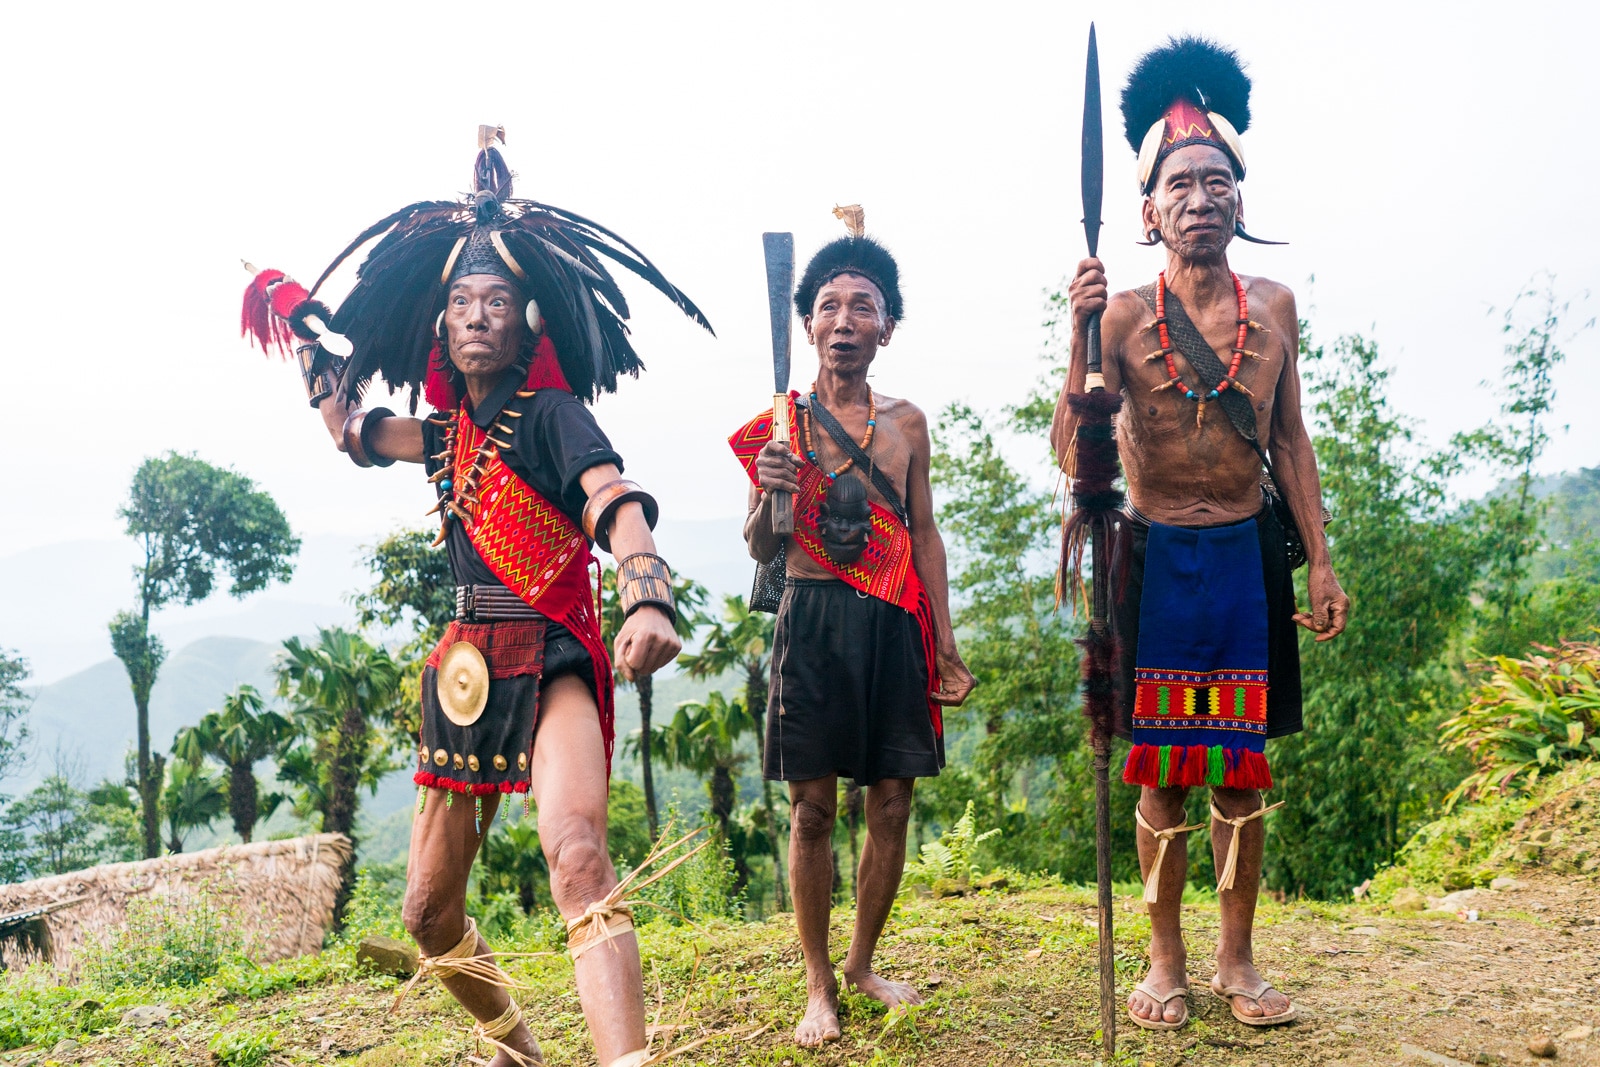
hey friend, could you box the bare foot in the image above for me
[1213,958,1292,1021]
[1128,955,1189,1026]
[844,968,924,1009]
[795,981,842,1047]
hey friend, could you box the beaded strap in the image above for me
[1145,272,1266,429]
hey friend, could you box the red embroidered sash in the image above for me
[453,413,616,765]
[730,395,943,735]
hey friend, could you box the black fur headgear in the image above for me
[794,233,903,321]
[1121,37,1251,194]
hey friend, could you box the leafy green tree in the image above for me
[0,650,33,784]
[276,627,408,917]
[601,566,709,838]
[678,595,787,908]
[1266,329,1488,898]
[929,375,1138,882]
[2,775,95,876]
[161,760,227,853]
[633,691,755,888]
[351,527,456,656]
[1454,281,1587,655]
[112,453,299,857]
[173,684,292,843]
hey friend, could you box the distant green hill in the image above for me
[13,636,280,794]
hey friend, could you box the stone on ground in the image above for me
[120,1005,172,1027]
[357,935,419,977]
[1527,1034,1558,1058]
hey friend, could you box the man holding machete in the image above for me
[1052,39,1348,1031]
[730,207,975,1046]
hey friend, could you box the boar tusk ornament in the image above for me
[437,641,490,726]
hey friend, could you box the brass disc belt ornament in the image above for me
[437,641,490,726]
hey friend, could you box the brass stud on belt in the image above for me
[468,755,481,772]
[453,753,465,770]
[433,749,448,766]
[493,754,508,771]
[517,752,528,771]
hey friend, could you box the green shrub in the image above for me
[208,1022,278,1066]
[338,864,408,945]
[1440,641,1600,807]
[79,888,249,990]
[636,811,744,925]
[900,800,1001,896]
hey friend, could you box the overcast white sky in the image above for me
[3,1,1596,565]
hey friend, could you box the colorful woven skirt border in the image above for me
[1122,517,1274,790]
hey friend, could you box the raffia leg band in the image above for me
[567,901,636,961]
[606,1051,653,1067]
[1210,799,1286,893]
[1134,803,1207,905]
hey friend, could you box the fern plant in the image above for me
[1440,640,1600,808]
[900,800,1001,895]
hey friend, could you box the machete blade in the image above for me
[1082,23,1104,258]
[762,232,794,393]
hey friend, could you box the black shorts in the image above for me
[1112,507,1303,742]
[765,579,944,785]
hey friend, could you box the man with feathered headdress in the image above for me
[241,128,712,1067]
[1051,41,1348,1031]
[729,208,976,1046]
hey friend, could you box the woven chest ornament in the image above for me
[437,641,490,726]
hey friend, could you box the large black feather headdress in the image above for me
[313,127,714,407]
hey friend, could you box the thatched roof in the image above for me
[0,832,351,973]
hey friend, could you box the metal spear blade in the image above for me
[1081,23,1104,258]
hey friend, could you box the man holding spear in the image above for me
[1054,38,1348,1032]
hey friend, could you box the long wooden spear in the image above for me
[1061,22,1123,1059]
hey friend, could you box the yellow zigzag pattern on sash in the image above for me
[457,420,586,609]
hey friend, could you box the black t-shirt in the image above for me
[421,378,621,590]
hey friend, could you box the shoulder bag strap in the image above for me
[805,395,911,528]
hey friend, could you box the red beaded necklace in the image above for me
[1146,271,1263,429]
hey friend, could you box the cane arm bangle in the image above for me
[581,479,659,553]
[297,343,348,409]
[342,407,397,468]
[616,552,676,625]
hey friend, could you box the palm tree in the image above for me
[601,566,709,839]
[173,684,292,843]
[161,760,227,853]
[678,596,789,909]
[631,691,754,888]
[276,627,408,920]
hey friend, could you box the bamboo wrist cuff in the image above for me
[581,479,659,553]
[617,552,675,625]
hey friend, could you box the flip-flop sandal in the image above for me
[1127,979,1190,1030]
[1209,976,1297,1026]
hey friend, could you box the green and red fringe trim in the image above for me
[1123,743,1273,790]
[413,771,531,796]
